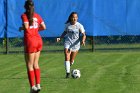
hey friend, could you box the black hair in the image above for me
[24,0,34,26]
[65,12,78,24]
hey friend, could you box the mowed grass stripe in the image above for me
[87,53,140,93]
[0,55,26,78]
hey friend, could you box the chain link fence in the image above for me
[93,35,140,52]
[0,35,140,54]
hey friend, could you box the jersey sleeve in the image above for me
[21,14,29,24]
[36,14,44,25]
[79,24,85,33]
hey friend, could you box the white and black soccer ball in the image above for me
[71,69,81,78]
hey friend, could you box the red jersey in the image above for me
[21,13,44,53]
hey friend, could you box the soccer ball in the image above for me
[71,69,81,78]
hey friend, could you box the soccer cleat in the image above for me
[66,73,70,78]
[30,86,38,93]
[70,61,74,66]
[36,84,41,92]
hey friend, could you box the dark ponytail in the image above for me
[24,0,34,26]
[65,12,77,24]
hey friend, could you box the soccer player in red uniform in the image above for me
[20,0,46,92]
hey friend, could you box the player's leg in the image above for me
[70,51,78,66]
[34,51,41,91]
[64,48,71,78]
[26,53,38,92]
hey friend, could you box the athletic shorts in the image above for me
[24,36,43,53]
[64,41,80,52]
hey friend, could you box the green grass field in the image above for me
[0,51,140,93]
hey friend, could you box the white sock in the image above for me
[31,85,38,91]
[71,60,74,65]
[65,61,70,73]
[36,84,41,89]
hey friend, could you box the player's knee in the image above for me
[27,64,34,70]
[33,64,39,69]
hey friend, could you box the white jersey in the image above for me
[64,22,85,51]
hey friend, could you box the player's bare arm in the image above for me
[81,32,86,46]
[19,24,26,31]
[56,31,67,42]
[79,28,86,46]
[38,22,46,31]
[19,27,24,31]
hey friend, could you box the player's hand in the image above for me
[81,41,85,46]
[19,27,24,31]
[56,38,61,42]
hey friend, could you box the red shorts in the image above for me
[24,36,43,53]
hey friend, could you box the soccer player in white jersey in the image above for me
[57,12,86,78]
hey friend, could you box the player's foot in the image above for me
[66,73,70,78]
[70,61,74,66]
[36,84,41,92]
[30,86,38,93]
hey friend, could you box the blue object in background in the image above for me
[0,0,6,38]
[0,0,140,37]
